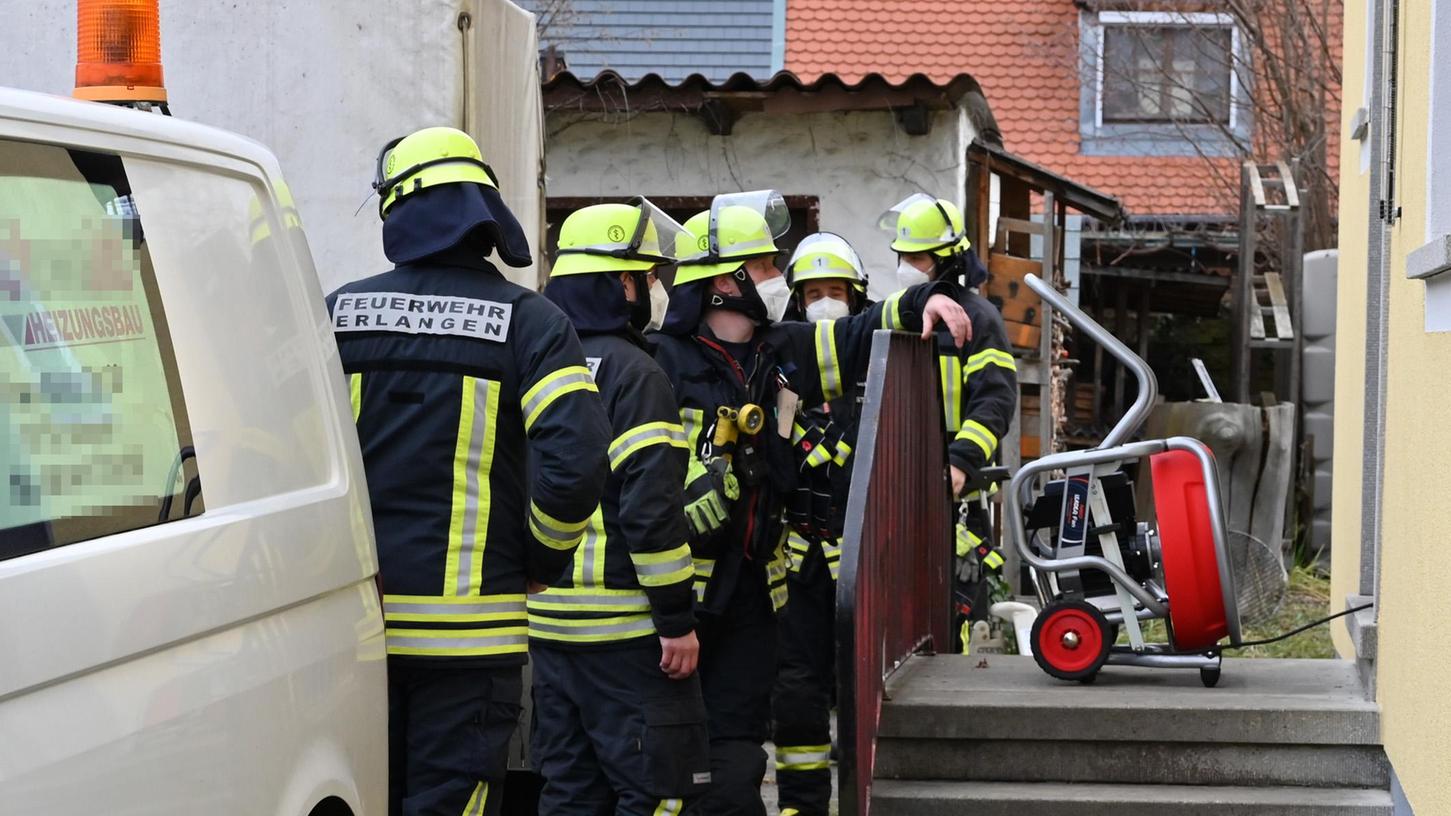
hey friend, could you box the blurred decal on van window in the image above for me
[0,140,199,558]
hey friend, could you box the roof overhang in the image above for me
[542,69,984,136]
[969,139,1125,224]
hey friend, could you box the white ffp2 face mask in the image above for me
[805,296,851,323]
[754,274,791,322]
[896,260,930,289]
[647,279,669,331]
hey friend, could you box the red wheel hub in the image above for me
[1152,449,1229,651]
[1038,606,1105,674]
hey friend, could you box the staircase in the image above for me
[869,654,1392,815]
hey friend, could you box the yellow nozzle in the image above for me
[712,403,766,453]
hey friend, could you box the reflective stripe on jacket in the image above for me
[529,332,695,647]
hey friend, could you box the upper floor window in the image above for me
[1079,11,1250,157]
[1101,23,1234,125]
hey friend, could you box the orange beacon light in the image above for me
[73,0,168,105]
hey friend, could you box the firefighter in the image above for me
[770,233,870,816]
[328,127,611,816]
[527,199,712,816]
[651,191,971,815]
[879,193,1018,652]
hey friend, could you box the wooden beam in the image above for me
[1079,265,1230,288]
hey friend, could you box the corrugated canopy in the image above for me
[543,69,984,128]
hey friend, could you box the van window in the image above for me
[0,139,201,560]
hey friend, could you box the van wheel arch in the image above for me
[308,796,354,816]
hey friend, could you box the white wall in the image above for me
[544,107,975,302]
[1,0,542,293]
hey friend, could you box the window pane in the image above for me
[0,140,201,559]
[1102,24,1234,124]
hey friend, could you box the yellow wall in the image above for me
[1335,1,1451,811]
[1331,0,1371,655]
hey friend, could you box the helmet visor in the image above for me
[878,192,964,253]
[552,197,695,268]
[630,197,694,264]
[703,189,790,259]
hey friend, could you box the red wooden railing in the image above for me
[835,330,954,816]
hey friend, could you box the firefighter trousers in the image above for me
[688,566,780,816]
[388,661,522,816]
[531,638,710,815]
[770,547,836,816]
[953,503,999,653]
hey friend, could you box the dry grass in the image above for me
[1236,565,1335,659]
[1115,566,1336,658]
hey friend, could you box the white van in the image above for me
[0,87,387,815]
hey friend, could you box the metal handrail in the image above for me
[1023,273,1158,448]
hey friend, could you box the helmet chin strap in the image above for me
[933,251,968,284]
[706,266,768,324]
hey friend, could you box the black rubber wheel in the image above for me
[1077,673,1099,685]
[1031,600,1113,682]
[1200,666,1222,688]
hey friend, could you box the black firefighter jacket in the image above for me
[527,331,695,648]
[934,288,1018,481]
[328,260,611,666]
[650,281,952,617]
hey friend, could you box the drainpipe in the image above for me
[1360,0,1398,616]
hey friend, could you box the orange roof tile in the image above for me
[786,0,1339,218]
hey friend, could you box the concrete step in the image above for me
[871,780,1395,816]
[873,655,1388,793]
[875,738,1390,788]
[878,654,1379,746]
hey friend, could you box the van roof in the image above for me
[0,85,283,178]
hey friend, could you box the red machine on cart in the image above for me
[1007,274,1242,687]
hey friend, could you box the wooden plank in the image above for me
[1038,190,1057,459]
[1276,161,1301,209]
[1227,404,1264,537]
[1002,318,1041,350]
[1247,162,1267,208]
[984,253,1041,323]
[1080,265,1230,287]
[994,216,1048,249]
[1020,433,1041,459]
[1249,295,1267,340]
[1251,404,1297,557]
[1264,272,1294,340]
[989,297,1039,326]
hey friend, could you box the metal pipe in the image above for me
[1004,440,1170,616]
[1106,652,1219,670]
[1024,274,1158,448]
[1102,606,1162,625]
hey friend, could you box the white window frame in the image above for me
[1425,0,1451,243]
[1414,0,1451,331]
[1093,11,1244,130]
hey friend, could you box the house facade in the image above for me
[1334,0,1451,812]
